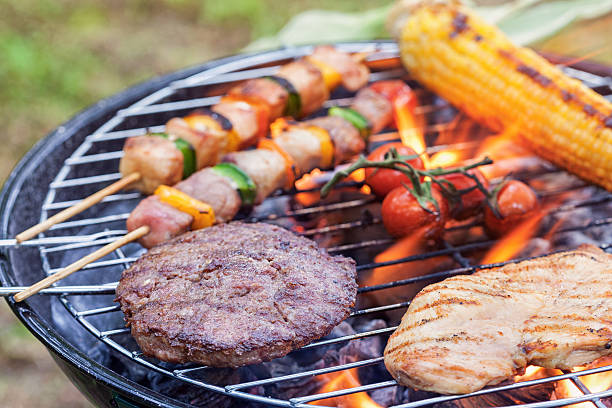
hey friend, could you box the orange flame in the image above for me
[515,366,560,382]
[393,98,429,168]
[480,209,547,264]
[350,168,372,195]
[474,127,538,180]
[295,169,323,206]
[363,230,452,309]
[554,357,612,407]
[429,150,465,169]
[311,368,382,408]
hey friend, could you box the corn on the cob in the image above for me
[389,1,612,191]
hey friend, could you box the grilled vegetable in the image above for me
[365,142,424,197]
[154,185,215,230]
[328,106,371,140]
[484,180,539,237]
[211,163,257,206]
[154,133,197,179]
[266,76,302,118]
[443,169,489,220]
[306,125,335,169]
[306,56,342,90]
[391,1,612,191]
[220,95,271,140]
[381,184,449,239]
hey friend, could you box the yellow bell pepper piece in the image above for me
[155,185,215,230]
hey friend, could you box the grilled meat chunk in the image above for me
[277,60,329,117]
[384,245,612,395]
[306,115,364,165]
[310,45,369,91]
[274,126,325,174]
[127,168,242,248]
[165,117,226,169]
[119,135,184,195]
[126,196,192,249]
[223,149,287,204]
[175,167,241,223]
[116,222,357,367]
[352,87,393,134]
[229,78,288,121]
[212,99,260,148]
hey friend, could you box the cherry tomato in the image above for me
[484,180,539,237]
[442,169,489,220]
[381,185,449,239]
[365,142,425,197]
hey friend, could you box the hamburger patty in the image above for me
[115,222,357,367]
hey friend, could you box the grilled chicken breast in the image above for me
[384,245,612,395]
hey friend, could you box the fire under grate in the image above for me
[1,42,612,408]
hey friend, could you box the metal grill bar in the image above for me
[50,173,122,189]
[44,193,140,210]
[48,213,129,231]
[0,285,117,296]
[86,125,166,142]
[301,326,397,350]
[224,357,385,391]
[65,151,124,165]
[568,375,606,408]
[290,380,397,404]
[117,96,220,117]
[76,304,120,317]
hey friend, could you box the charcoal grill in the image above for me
[1,41,612,408]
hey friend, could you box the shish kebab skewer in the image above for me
[13,80,406,302]
[15,45,370,243]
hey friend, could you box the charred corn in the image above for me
[389,1,612,191]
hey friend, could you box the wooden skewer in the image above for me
[16,172,141,243]
[13,225,149,302]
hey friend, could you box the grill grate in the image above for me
[7,42,612,407]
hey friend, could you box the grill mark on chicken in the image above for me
[384,245,612,395]
[409,297,481,315]
[386,331,499,355]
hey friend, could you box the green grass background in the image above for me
[1,1,611,407]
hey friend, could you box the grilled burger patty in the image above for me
[116,222,357,367]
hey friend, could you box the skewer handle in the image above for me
[13,225,149,302]
[15,172,141,243]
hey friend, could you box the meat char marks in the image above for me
[384,245,612,394]
[116,222,357,367]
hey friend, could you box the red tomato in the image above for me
[365,142,425,197]
[443,169,489,220]
[381,185,449,239]
[484,180,539,237]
